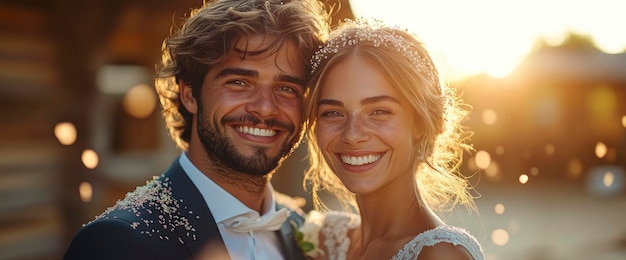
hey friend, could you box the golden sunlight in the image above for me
[622,115,626,128]
[349,0,626,81]
[54,122,77,145]
[81,149,99,169]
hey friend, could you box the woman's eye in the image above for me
[320,110,342,118]
[372,109,391,115]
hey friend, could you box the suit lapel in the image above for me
[275,205,306,260]
[163,158,228,259]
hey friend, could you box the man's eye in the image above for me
[277,86,296,93]
[226,80,246,86]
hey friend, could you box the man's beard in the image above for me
[196,106,299,176]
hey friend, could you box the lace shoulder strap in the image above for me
[391,225,485,260]
[321,211,360,260]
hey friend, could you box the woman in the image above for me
[301,18,485,259]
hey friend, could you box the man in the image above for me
[64,0,330,259]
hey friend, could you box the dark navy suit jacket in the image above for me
[64,158,305,260]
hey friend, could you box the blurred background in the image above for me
[0,0,624,259]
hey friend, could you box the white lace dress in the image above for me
[319,211,485,260]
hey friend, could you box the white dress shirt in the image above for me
[179,152,285,260]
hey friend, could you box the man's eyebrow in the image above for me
[215,68,304,87]
[215,68,258,79]
[277,74,305,87]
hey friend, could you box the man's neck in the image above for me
[186,147,271,213]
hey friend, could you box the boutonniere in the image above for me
[292,210,325,258]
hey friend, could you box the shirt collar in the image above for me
[178,152,278,223]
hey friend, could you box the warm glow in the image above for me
[567,159,583,179]
[54,122,77,145]
[474,150,491,170]
[544,143,555,156]
[495,146,504,155]
[349,0,626,81]
[494,203,505,215]
[595,142,608,159]
[622,115,626,128]
[81,149,99,169]
[519,174,529,184]
[492,229,510,246]
[482,109,498,125]
[123,84,157,119]
[79,182,93,202]
[484,161,501,182]
[530,167,539,176]
[603,171,615,188]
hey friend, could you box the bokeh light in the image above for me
[519,174,529,184]
[567,159,583,179]
[79,182,93,203]
[495,146,505,156]
[586,166,625,197]
[54,122,77,145]
[492,229,510,246]
[484,161,501,181]
[123,84,157,119]
[482,109,498,125]
[529,167,539,176]
[622,115,626,128]
[475,150,491,170]
[494,203,505,215]
[603,172,615,188]
[595,142,607,159]
[81,149,99,169]
[544,143,555,156]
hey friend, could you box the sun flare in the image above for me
[349,0,626,81]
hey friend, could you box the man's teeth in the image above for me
[341,154,380,166]
[237,126,276,137]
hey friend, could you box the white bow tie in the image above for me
[223,208,290,233]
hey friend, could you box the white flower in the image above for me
[294,210,325,258]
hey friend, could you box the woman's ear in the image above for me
[180,81,198,114]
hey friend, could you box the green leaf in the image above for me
[301,241,314,252]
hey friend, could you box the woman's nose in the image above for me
[341,115,369,145]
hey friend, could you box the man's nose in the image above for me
[245,86,279,118]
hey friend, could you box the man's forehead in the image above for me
[232,34,279,54]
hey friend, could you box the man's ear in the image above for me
[180,81,198,114]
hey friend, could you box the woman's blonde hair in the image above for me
[304,19,475,212]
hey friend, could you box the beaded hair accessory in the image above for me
[310,18,435,82]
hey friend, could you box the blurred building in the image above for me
[459,44,626,187]
[0,0,353,259]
